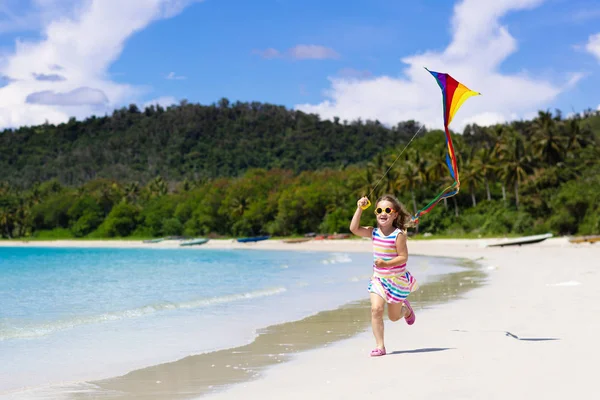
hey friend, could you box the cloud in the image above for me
[288,45,339,60]
[253,45,339,60]
[166,71,186,80]
[33,72,66,81]
[585,33,600,62]
[295,0,580,131]
[0,0,202,129]
[26,87,108,106]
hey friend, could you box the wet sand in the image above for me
[69,260,484,399]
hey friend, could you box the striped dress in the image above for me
[368,227,418,303]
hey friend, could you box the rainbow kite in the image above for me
[411,68,480,224]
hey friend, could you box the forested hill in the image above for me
[0,99,421,188]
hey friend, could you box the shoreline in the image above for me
[1,238,480,399]
[38,255,485,400]
[0,235,549,252]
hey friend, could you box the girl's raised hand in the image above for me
[357,196,369,208]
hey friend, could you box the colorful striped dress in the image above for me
[367,227,418,303]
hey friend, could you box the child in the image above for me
[349,194,418,357]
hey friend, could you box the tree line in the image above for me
[0,103,599,239]
[0,99,418,188]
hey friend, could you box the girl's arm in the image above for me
[350,197,373,238]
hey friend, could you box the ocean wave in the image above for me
[0,287,286,341]
[321,253,353,264]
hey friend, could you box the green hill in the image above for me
[0,99,420,188]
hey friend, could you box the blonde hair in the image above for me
[376,194,415,230]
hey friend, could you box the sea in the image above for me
[0,245,466,396]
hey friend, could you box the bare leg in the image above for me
[387,302,408,322]
[370,293,386,349]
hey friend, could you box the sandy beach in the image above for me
[2,236,598,399]
[189,236,597,400]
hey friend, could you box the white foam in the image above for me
[0,287,287,341]
[321,253,352,264]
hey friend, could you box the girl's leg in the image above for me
[387,302,408,322]
[370,293,386,350]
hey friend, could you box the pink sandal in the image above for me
[404,300,415,325]
[370,347,386,357]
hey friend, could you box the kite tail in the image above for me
[411,181,460,224]
[411,125,461,224]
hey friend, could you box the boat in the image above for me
[569,235,600,244]
[283,238,312,244]
[486,233,553,247]
[236,236,271,243]
[179,238,210,246]
[143,238,165,243]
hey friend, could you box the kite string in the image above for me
[366,124,424,200]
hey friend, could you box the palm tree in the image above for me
[426,143,455,209]
[490,125,509,203]
[496,130,532,209]
[396,161,421,215]
[460,150,485,207]
[148,176,168,198]
[123,182,140,204]
[474,147,497,201]
[230,194,250,218]
[564,117,594,154]
[531,110,565,165]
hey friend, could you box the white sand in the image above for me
[2,237,598,399]
[193,237,598,400]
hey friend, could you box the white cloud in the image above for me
[586,33,600,62]
[32,72,66,81]
[166,71,186,80]
[0,0,202,128]
[288,45,339,60]
[26,87,109,106]
[295,0,579,131]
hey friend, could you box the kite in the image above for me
[359,68,480,222]
[410,68,480,224]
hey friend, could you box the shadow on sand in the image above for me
[504,331,560,341]
[389,347,455,355]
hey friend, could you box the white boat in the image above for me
[486,233,553,247]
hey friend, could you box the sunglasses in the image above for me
[374,207,396,215]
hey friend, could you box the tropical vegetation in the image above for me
[1,100,598,239]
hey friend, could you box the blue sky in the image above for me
[0,0,599,130]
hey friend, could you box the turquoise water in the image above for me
[0,246,464,395]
